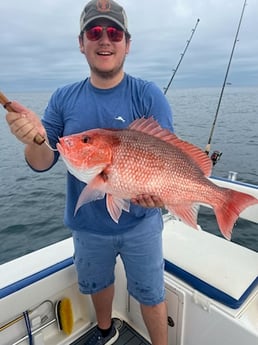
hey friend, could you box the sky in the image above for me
[0,0,257,92]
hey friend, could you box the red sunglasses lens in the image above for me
[106,27,124,42]
[86,26,124,42]
[86,26,103,41]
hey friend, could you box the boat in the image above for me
[0,175,257,345]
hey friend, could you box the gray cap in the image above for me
[80,0,130,34]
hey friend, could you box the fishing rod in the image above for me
[164,18,200,95]
[205,0,248,164]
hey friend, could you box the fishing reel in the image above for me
[210,150,223,166]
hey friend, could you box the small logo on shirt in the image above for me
[114,116,126,123]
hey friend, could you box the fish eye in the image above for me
[82,136,90,144]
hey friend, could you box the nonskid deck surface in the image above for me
[70,318,150,345]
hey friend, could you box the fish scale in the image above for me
[108,131,168,196]
[109,131,203,202]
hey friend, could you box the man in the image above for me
[6,1,173,344]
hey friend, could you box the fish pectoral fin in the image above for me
[74,175,107,215]
[166,204,200,229]
[106,195,130,223]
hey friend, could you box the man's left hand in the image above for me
[131,194,164,208]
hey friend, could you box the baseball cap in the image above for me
[80,0,130,35]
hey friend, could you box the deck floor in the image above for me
[70,318,150,345]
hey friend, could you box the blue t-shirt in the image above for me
[42,74,173,234]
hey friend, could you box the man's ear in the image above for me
[78,35,84,53]
[125,39,131,54]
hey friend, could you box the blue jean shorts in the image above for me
[72,215,165,306]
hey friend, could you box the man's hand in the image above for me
[6,101,46,145]
[131,194,164,208]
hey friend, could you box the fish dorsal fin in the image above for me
[129,117,212,177]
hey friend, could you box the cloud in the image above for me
[0,0,257,92]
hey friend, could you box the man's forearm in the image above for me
[25,142,55,171]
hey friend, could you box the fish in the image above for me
[57,117,258,240]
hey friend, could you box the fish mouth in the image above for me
[57,137,77,152]
[57,143,86,168]
[56,139,70,156]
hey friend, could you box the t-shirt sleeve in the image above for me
[41,89,65,166]
[141,82,174,133]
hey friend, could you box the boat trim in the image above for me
[2,251,257,310]
[0,257,73,299]
[164,259,258,309]
[211,175,258,189]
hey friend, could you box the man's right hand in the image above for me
[5,101,46,145]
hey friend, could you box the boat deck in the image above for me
[71,318,150,345]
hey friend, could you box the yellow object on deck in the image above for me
[56,297,74,335]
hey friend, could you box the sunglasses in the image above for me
[85,25,124,42]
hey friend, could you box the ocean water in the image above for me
[0,87,257,265]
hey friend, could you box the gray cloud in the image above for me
[0,0,257,92]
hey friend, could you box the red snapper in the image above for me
[57,117,258,240]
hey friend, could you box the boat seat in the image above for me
[163,218,258,309]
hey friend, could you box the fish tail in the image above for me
[214,189,258,240]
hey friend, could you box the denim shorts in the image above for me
[72,215,165,306]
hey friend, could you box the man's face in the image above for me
[79,19,130,80]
